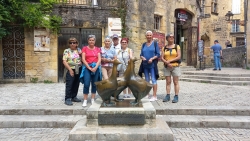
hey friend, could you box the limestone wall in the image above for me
[0,40,2,79]
[24,28,58,82]
[222,46,246,67]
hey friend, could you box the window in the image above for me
[236,37,245,46]
[211,0,218,13]
[232,0,241,14]
[231,20,240,32]
[154,15,162,30]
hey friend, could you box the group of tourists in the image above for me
[62,31,182,107]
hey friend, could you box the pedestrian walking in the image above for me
[117,37,133,98]
[100,36,117,80]
[138,30,160,102]
[211,40,222,71]
[161,33,181,103]
[80,35,102,107]
[62,37,82,106]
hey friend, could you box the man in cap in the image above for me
[211,40,222,70]
[111,34,121,54]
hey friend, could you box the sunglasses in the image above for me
[69,42,77,44]
[169,36,174,38]
[121,42,127,44]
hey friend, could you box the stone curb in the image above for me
[181,75,250,81]
[0,115,85,128]
[182,72,250,77]
[0,106,87,115]
[1,106,250,116]
[159,115,250,129]
[179,78,250,86]
[155,106,250,116]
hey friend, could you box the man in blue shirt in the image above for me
[211,40,222,70]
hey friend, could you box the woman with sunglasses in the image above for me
[101,36,117,80]
[81,35,102,107]
[62,37,82,106]
[117,37,133,98]
[161,33,181,103]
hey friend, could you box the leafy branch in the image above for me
[0,0,62,39]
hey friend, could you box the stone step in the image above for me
[182,72,250,77]
[155,106,250,116]
[159,115,250,129]
[0,115,84,128]
[179,78,250,86]
[181,75,250,81]
[0,106,87,115]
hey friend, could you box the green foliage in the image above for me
[44,80,53,83]
[111,0,127,37]
[0,0,62,38]
[30,77,38,83]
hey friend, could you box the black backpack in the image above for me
[164,44,181,64]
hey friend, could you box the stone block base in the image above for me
[69,117,174,141]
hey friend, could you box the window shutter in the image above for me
[232,0,241,14]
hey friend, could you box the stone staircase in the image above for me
[180,68,250,86]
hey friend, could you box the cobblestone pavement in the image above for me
[0,80,250,106]
[171,128,250,141]
[1,128,250,141]
[0,128,70,141]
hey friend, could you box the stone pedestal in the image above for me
[69,98,174,141]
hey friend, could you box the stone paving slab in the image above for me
[0,115,85,128]
[1,80,250,107]
[182,68,250,75]
[171,128,250,141]
[159,115,250,129]
[0,128,70,141]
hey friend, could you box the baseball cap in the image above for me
[214,40,219,43]
[112,34,119,39]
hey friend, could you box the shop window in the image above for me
[211,0,218,14]
[154,15,162,30]
[231,20,240,32]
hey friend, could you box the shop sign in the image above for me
[34,27,50,52]
[108,18,122,37]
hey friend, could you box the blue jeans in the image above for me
[214,52,221,69]
[143,67,157,85]
[83,68,99,94]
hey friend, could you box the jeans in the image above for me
[143,67,157,85]
[213,52,221,70]
[65,67,82,100]
[83,68,100,94]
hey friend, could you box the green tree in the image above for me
[0,0,62,39]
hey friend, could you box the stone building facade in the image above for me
[199,0,246,66]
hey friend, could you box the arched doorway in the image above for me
[174,9,197,66]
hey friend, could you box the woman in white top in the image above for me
[100,37,117,80]
[117,37,133,98]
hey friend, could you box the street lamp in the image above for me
[225,11,234,21]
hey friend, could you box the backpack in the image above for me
[164,44,181,64]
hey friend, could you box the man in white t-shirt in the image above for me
[111,34,121,54]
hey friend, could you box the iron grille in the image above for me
[2,26,25,79]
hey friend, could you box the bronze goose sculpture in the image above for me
[95,59,121,106]
[127,58,153,105]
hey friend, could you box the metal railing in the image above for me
[56,0,120,7]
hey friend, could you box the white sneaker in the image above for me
[127,94,131,98]
[91,99,95,104]
[123,94,127,98]
[147,95,150,99]
[82,100,87,107]
[149,97,156,102]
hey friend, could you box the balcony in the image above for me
[56,0,121,8]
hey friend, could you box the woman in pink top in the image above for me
[81,35,101,107]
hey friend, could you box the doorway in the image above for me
[2,26,25,79]
[58,28,102,82]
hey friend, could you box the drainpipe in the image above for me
[245,0,248,67]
